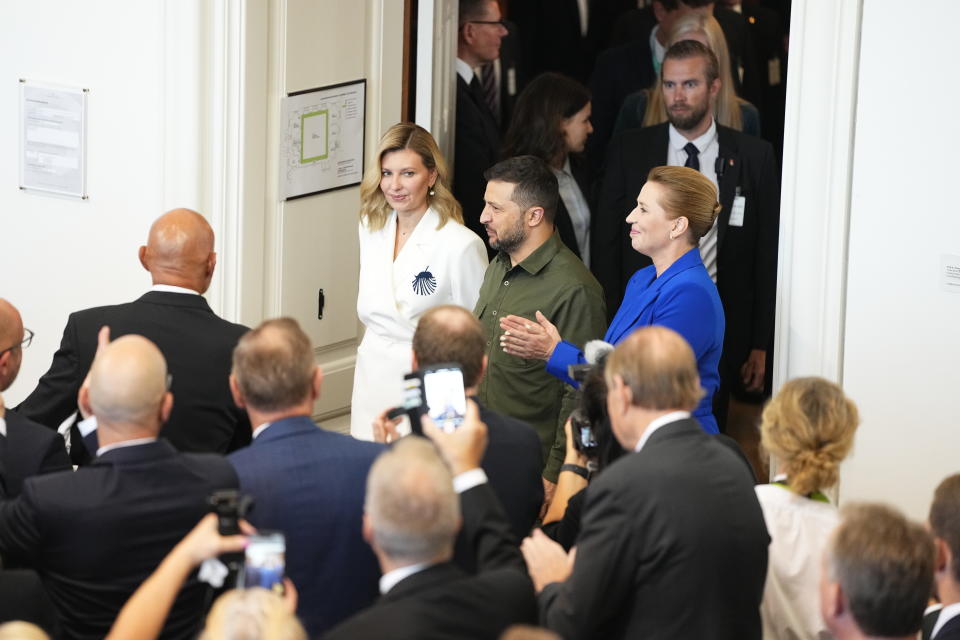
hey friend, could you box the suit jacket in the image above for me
[453,400,544,572]
[586,38,656,168]
[17,291,251,457]
[228,416,386,638]
[0,440,238,640]
[925,608,960,640]
[324,482,538,640]
[454,73,501,254]
[593,122,780,392]
[0,569,59,635]
[540,418,769,639]
[1,410,71,497]
[548,248,724,433]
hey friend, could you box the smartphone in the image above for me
[421,364,467,433]
[570,409,599,456]
[239,531,285,594]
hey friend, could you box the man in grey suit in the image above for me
[522,325,768,639]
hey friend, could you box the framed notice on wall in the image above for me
[280,79,366,200]
[19,80,88,199]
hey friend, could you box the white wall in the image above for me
[780,0,960,520]
[838,0,960,520]
[0,1,207,405]
[1,0,406,436]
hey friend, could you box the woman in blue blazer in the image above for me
[500,166,725,433]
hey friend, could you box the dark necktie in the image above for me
[480,64,500,125]
[683,142,700,171]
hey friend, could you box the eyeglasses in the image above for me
[0,328,33,356]
[466,19,507,27]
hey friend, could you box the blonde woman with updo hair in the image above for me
[350,123,488,439]
[500,165,725,433]
[754,376,859,640]
[613,13,760,137]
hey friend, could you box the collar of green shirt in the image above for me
[496,231,562,275]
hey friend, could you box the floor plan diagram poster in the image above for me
[281,80,366,200]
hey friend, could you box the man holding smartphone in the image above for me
[326,400,538,639]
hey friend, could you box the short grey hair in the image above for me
[365,437,460,563]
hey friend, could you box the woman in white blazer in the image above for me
[351,123,488,439]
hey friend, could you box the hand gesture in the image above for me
[499,310,562,361]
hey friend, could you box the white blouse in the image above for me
[755,483,839,640]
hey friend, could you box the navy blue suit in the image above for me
[228,417,385,638]
[548,248,724,433]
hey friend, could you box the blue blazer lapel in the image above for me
[607,250,704,344]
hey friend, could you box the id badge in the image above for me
[729,195,746,227]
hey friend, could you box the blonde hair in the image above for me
[643,14,744,131]
[200,588,306,640]
[760,377,860,497]
[0,622,49,640]
[646,166,721,243]
[359,122,462,231]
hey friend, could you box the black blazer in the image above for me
[0,440,238,640]
[924,608,960,640]
[554,154,595,262]
[539,418,769,639]
[454,73,501,255]
[593,123,780,390]
[454,400,543,572]
[1,410,71,497]
[0,569,59,635]
[17,291,251,456]
[324,483,538,640]
[586,38,656,168]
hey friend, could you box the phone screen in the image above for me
[241,532,285,593]
[422,366,466,432]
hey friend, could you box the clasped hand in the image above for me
[499,311,562,361]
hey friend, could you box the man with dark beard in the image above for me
[473,156,606,501]
[592,39,780,432]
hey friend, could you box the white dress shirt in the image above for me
[151,284,201,295]
[668,119,720,280]
[755,482,839,640]
[96,437,158,457]
[456,58,475,85]
[634,411,691,453]
[933,602,960,639]
[0,415,6,437]
[553,158,592,266]
[252,422,272,440]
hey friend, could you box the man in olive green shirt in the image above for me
[473,156,607,489]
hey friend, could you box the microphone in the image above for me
[584,340,615,365]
